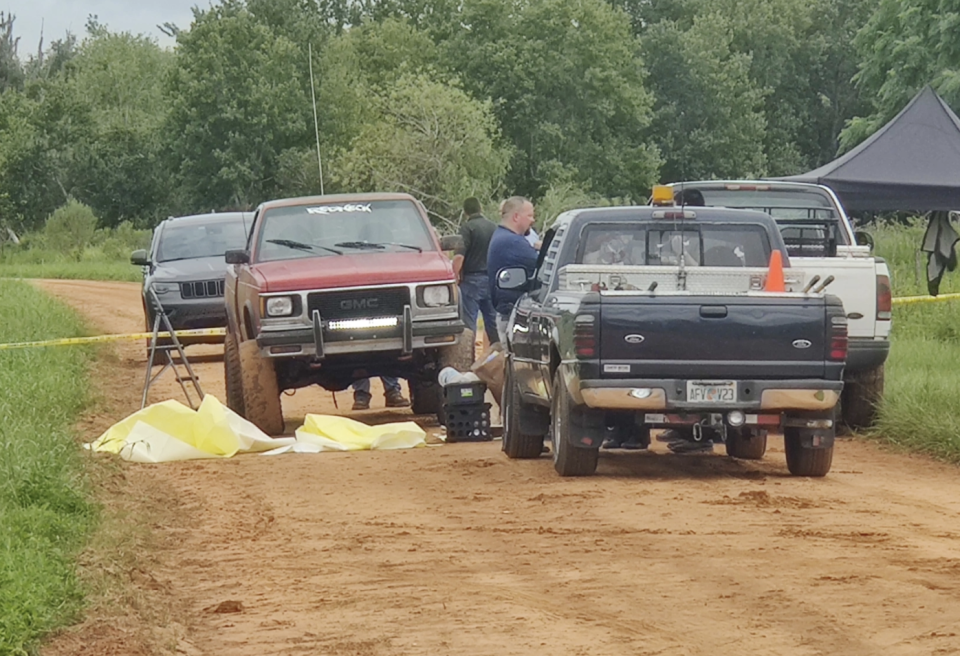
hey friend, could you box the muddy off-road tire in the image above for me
[412,329,476,419]
[224,331,245,416]
[841,365,884,430]
[238,340,284,435]
[502,357,544,459]
[725,427,767,460]
[784,427,834,477]
[551,376,599,477]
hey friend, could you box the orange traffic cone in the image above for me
[764,250,785,292]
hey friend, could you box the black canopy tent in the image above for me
[781,86,960,213]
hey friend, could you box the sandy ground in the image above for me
[35,279,960,656]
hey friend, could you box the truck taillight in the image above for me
[830,315,848,361]
[574,314,596,358]
[877,274,892,320]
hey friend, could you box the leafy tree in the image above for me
[626,0,877,174]
[166,1,311,211]
[642,13,767,182]
[62,31,173,227]
[843,0,959,150]
[316,18,442,160]
[333,73,511,219]
[44,200,98,260]
[0,12,23,92]
[438,0,660,199]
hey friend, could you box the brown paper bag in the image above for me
[470,343,505,408]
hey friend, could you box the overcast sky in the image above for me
[6,0,203,52]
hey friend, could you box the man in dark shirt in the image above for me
[453,197,500,346]
[487,196,538,344]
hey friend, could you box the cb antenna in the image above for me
[308,43,324,195]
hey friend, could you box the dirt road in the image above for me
[38,280,960,655]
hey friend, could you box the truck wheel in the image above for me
[551,376,599,477]
[502,357,544,459]
[238,340,284,436]
[440,328,476,371]
[783,427,834,477]
[725,427,767,460]
[224,331,245,416]
[841,365,884,430]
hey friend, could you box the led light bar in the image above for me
[327,317,399,331]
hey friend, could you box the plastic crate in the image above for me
[442,381,487,406]
[443,402,493,442]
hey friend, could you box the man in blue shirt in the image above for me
[487,196,538,344]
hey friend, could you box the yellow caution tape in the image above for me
[0,328,226,351]
[891,292,960,306]
[1,292,957,351]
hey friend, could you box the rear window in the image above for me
[578,223,772,267]
[256,200,434,262]
[156,218,248,262]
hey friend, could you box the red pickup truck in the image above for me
[223,193,472,434]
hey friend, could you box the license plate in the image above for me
[686,380,737,403]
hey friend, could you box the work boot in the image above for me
[352,392,372,411]
[621,433,650,451]
[384,389,411,408]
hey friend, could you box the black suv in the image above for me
[131,212,250,345]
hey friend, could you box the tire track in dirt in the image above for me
[35,279,960,656]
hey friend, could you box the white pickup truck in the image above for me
[667,181,891,428]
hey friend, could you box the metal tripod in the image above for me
[141,286,204,409]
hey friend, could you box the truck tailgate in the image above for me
[599,295,827,379]
[790,257,877,338]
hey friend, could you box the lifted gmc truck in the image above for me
[667,181,890,428]
[497,204,846,477]
[223,193,472,434]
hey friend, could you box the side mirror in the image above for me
[130,249,150,266]
[440,235,463,251]
[225,249,250,264]
[496,266,529,291]
[854,230,875,250]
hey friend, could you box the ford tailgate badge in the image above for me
[624,334,645,344]
[792,339,812,349]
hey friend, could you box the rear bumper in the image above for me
[257,318,465,358]
[846,337,889,373]
[575,376,842,412]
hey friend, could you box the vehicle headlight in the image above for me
[265,296,294,317]
[152,283,179,295]
[421,285,452,307]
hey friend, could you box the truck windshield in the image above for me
[579,224,772,267]
[157,218,248,263]
[256,200,435,262]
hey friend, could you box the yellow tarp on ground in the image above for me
[262,415,426,455]
[87,396,427,462]
[87,395,293,463]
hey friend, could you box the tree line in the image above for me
[0,0,948,232]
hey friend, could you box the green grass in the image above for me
[875,337,960,462]
[0,248,141,283]
[0,280,98,655]
[864,219,960,460]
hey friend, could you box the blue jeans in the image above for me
[460,272,500,345]
[353,377,401,398]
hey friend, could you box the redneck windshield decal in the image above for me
[305,203,372,215]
